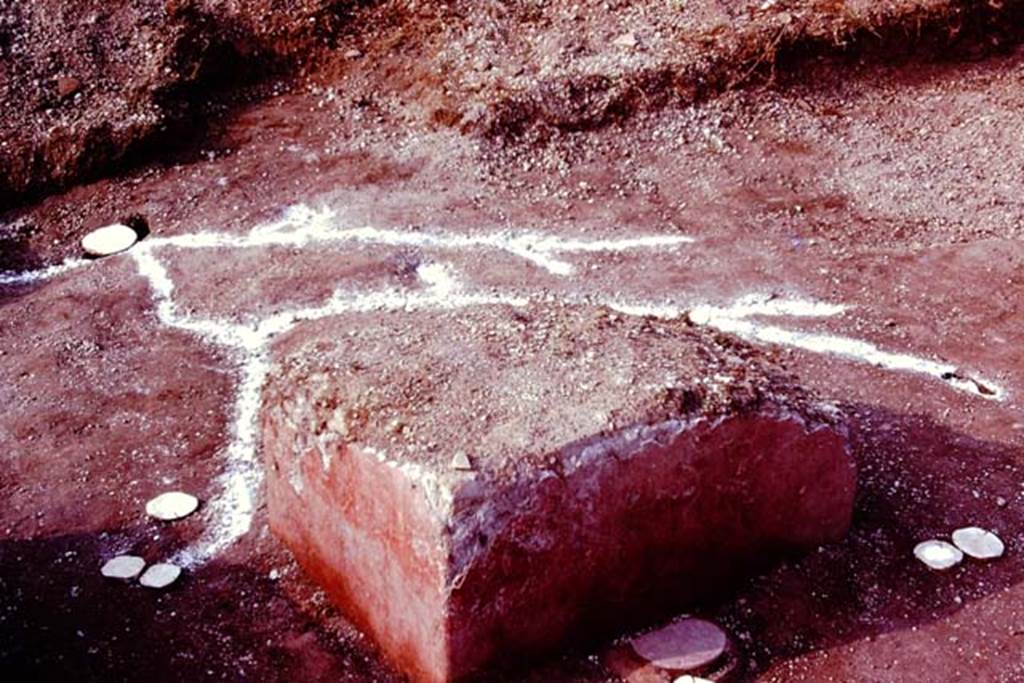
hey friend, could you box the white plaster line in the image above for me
[147,203,695,276]
[132,239,528,567]
[4,204,1009,567]
[0,258,88,286]
[606,294,1005,401]
[715,317,1004,400]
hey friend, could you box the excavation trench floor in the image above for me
[2,43,1024,682]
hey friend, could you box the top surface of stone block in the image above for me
[268,302,833,481]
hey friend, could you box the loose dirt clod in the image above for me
[139,563,182,589]
[100,555,146,581]
[914,540,964,570]
[630,618,729,672]
[145,492,199,521]
[952,527,1005,559]
[81,224,138,257]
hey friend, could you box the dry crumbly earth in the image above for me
[3,0,1024,681]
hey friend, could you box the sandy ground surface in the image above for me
[3,5,1024,680]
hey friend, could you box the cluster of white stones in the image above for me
[99,491,198,588]
[914,526,1005,570]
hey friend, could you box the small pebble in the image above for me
[451,452,473,471]
[952,527,1005,560]
[81,224,138,257]
[100,555,146,580]
[674,677,714,683]
[631,618,728,672]
[914,539,963,570]
[139,563,182,589]
[56,75,82,98]
[613,32,638,49]
[145,491,199,521]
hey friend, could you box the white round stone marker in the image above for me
[145,491,199,521]
[81,224,138,257]
[914,539,964,570]
[952,527,1005,560]
[139,563,182,589]
[100,555,146,580]
[630,618,728,672]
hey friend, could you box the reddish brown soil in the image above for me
[3,1,1024,681]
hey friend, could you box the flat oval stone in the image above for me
[914,539,963,570]
[630,618,728,672]
[139,563,182,589]
[81,224,138,257]
[952,527,1005,559]
[100,555,146,580]
[145,491,199,521]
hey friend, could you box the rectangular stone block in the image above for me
[262,304,855,682]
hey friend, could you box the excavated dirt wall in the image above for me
[3,0,1023,209]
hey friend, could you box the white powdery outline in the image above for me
[0,258,88,286]
[146,204,696,277]
[132,239,527,567]
[606,293,1005,401]
[2,205,1007,565]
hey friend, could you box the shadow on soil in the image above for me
[0,231,45,307]
[700,402,1024,680]
[484,403,1024,682]
[0,527,401,682]
[1,406,1021,682]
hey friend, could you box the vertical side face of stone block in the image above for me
[262,389,452,683]
[444,410,855,677]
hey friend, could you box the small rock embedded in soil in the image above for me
[914,539,964,570]
[630,618,728,672]
[56,75,82,98]
[952,527,1005,559]
[139,563,182,589]
[81,224,138,257]
[674,677,714,683]
[145,491,199,521]
[451,452,473,471]
[613,32,639,49]
[100,555,146,580]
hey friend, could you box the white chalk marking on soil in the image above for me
[0,257,88,286]
[147,204,695,276]
[914,539,964,570]
[130,230,530,566]
[951,526,1005,559]
[8,204,1008,566]
[607,293,1005,401]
